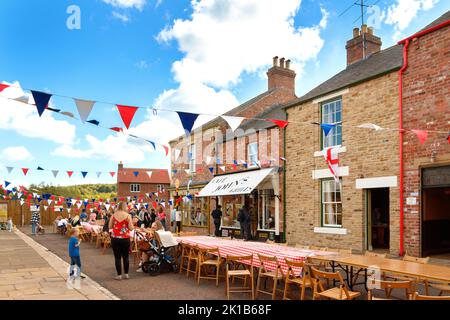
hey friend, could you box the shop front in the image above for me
[197,167,282,241]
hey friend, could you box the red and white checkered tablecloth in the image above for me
[175,236,337,274]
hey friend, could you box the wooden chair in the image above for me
[197,247,222,286]
[102,233,111,254]
[178,242,191,274]
[283,259,313,300]
[367,279,413,300]
[225,255,254,300]
[365,251,387,258]
[255,254,285,300]
[309,266,361,300]
[384,254,430,295]
[426,282,450,296]
[186,244,200,279]
[96,232,106,248]
[90,229,99,243]
[295,244,310,250]
[66,224,72,237]
[413,292,450,300]
[130,236,141,265]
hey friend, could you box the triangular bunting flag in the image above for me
[116,105,138,129]
[447,132,450,144]
[321,123,336,136]
[44,206,48,211]
[110,171,116,177]
[21,168,29,176]
[6,166,13,174]
[146,171,152,178]
[52,170,59,178]
[177,111,199,136]
[219,166,226,172]
[110,127,123,133]
[268,119,289,129]
[184,169,190,175]
[67,171,73,178]
[412,130,428,144]
[81,171,88,178]
[96,172,102,178]
[37,166,44,170]
[133,171,139,177]
[147,140,156,150]
[221,115,245,132]
[74,99,95,123]
[87,119,100,126]
[174,149,181,161]
[0,83,10,92]
[47,107,60,112]
[357,123,382,131]
[60,111,75,118]
[208,167,214,174]
[163,145,169,156]
[30,90,52,117]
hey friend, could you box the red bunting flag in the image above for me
[412,129,428,144]
[268,119,289,129]
[447,132,450,144]
[163,145,169,156]
[67,171,74,178]
[110,127,123,133]
[21,168,29,176]
[0,84,10,92]
[116,105,138,129]
[109,171,116,177]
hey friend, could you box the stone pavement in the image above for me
[0,229,119,300]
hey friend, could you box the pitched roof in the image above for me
[284,44,403,108]
[117,168,170,184]
[422,10,450,30]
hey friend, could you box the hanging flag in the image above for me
[133,171,139,177]
[412,129,428,144]
[163,145,169,156]
[52,170,59,178]
[60,111,75,118]
[74,99,95,123]
[208,167,214,174]
[96,172,102,178]
[184,169,190,175]
[67,171,74,178]
[177,111,199,136]
[47,107,60,112]
[147,140,156,150]
[321,123,336,136]
[0,83,10,92]
[6,167,13,174]
[146,171,152,179]
[322,147,340,183]
[87,119,100,126]
[21,168,29,176]
[172,169,177,174]
[110,171,116,177]
[268,119,289,129]
[206,156,212,164]
[37,166,44,170]
[30,90,52,117]
[81,171,88,178]
[4,181,10,188]
[280,157,287,162]
[357,123,382,131]
[44,206,48,211]
[219,166,226,172]
[221,115,245,132]
[447,132,450,144]
[116,105,138,129]
[110,127,123,133]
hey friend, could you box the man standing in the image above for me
[211,205,222,237]
[237,205,250,241]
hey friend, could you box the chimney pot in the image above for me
[368,27,373,35]
[272,56,279,67]
[279,57,285,68]
[346,25,381,65]
[285,59,291,69]
[361,24,368,33]
[353,27,360,38]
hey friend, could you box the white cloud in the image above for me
[52,134,152,164]
[0,82,77,145]
[383,0,440,39]
[157,0,327,88]
[0,146,34,162]
[112,11,130,22]
[102,0,147,10]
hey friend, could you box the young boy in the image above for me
[68,229,85,279]
[7,218,13,232]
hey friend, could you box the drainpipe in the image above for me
[282,114,287,243]
[396,19,450,256]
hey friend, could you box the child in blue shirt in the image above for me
[68,229,84,279]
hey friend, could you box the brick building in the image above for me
[116,162,170,202]
[169,57,296,238]
[283,25,403,255]
[400,11,450,257]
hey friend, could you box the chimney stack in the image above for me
[267,56,296,93]
[118,161,123,171]
[346,25,382,66]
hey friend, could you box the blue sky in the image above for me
[0,0,448,187]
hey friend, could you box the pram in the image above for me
[138,230,179,276]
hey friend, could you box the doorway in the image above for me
[367,188,390,250]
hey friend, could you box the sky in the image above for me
[0,0,448,187]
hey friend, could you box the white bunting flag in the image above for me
[146,171,152,178]
[184,169,190,175]
[48,199,53,206]
[221,115,245,132]
[206,156,212,165]
[174,148,181,161]
[67,208,71,213]
[357,123,382,131]
[74,99,96,122]
[6,166,13,174]
[20,199,25,206]
[76,202,82,209]
[52,170,59,178]
[105,204,111,211]
[219,166,226,172]
[96,172,102,178]
[44,206,48,211]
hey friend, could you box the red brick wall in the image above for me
[402,25,450,257]
[117,182,169,202]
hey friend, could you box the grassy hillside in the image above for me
[28,183,117,200]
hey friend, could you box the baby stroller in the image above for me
[139,230,179,276]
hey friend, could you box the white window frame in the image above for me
[321,98,342,148]
[247,142,258,167]
[189,143,196,173]
[321,179,342,227]
[130,184,141,193]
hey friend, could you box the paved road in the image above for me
[0,230,117,300]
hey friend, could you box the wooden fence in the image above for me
[1,200,72,226]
